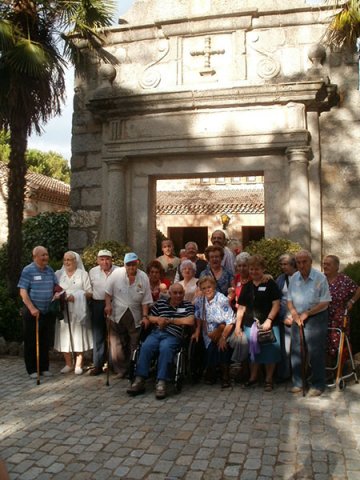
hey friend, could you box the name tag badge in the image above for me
[258,286,266,292]
[177,308,186,313]
[34,275,42,281]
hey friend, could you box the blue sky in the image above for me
[28,0,323,161]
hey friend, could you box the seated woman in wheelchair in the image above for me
[127,283,194,399]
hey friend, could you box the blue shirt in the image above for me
[194,292,235,348]
[18,262,58,314]
[287,268,331,314]
[199,267,234,296]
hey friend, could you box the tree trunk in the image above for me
[7,125,28,297]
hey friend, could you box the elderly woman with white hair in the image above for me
[54,251,93,374]
[228,252,251,309]
[179,259,199,303]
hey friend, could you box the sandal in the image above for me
[264,382,273,392]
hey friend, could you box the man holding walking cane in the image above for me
[18,246,58,379]
[287,250,331,397]
[89,249,119,376]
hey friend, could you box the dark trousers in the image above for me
[109,309,139,375]
[91,300,107,369]
[206,342,232,368]
[23,308,51,374]
[291,310,328,390]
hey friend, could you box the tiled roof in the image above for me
[0,162,70,206]
[156,188,264,215]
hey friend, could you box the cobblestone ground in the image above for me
[1,356,360,480]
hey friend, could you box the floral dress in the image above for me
[327,273,358,356]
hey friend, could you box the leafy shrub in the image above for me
[245,237,302,278]
[81,241,132,271]
[0,281,22,341]
[22,211,70,263]
[343,261,360,354]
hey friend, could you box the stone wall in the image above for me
[70,0,359,266]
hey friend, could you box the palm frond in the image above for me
[0,19,16,52]
[325,0,360,48]
[5,39,53,77]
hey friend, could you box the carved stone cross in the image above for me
[190,36,225,76]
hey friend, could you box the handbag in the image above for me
[257,323,276,344]
[228,331,249,362]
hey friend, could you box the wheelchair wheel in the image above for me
[336,378,346,391]
[174,349,185,393]
[128,348,140,382]
[174,376,183,393]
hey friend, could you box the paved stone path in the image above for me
[1,356,360,480]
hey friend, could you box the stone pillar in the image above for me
[286,147,313,249]
[105,158,127,242]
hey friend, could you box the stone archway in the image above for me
[70,2,341,264]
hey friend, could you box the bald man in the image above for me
[18,246,58,378]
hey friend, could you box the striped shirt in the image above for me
[18,262,58,314]
[150,298,194,339]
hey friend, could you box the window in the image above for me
[246,176,257,183]
[215,177,226,184]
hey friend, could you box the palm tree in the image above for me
[325,0,360,48]
[0,0,116,294]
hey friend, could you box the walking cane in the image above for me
[106,316,111,387]
[299,323,306,397]
[65,299,76,366]
[35,313,40,385]
[335,309,347,387]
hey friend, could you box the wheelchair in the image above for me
[129,325,197,393]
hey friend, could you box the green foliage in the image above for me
[22,211,70,263]
[26,149,70,183]
[82,241,132,271]
[325,0,360,48]
[245,237,302,278]
[0,280,22,341]
[343,261,360,353]
[0,130,10,162]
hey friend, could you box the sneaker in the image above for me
[74,367,83,375]
[127,377,146,396]
[41,371,53,377]
[60,365,73,374]
[29,372,38,379]
[308,388,323,397]
[155,380,167,400]
[289,386,302,394]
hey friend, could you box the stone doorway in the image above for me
[156,174,265,255]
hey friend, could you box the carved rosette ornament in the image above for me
[248,32,281,80]
[139,38,170,89]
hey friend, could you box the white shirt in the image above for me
[89,264,119,300]
[105,267,153,326]
[55,268,92,316]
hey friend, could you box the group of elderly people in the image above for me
[18,235,359,399]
